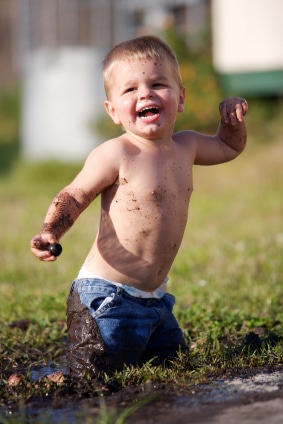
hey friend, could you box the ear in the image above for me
[104,100,121,125]
[177,86,186,113]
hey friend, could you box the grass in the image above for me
[0,106,283,421]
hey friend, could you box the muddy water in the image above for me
[1,367,283,423]
[30,360,68,381]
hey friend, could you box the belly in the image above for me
[92,203,186,286]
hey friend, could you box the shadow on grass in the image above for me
[243,331,282,349]
[223,330,283,362]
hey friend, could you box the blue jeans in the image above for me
[66,278,188,377]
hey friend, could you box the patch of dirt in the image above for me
[127,367,283,423]
[1,366,283,423]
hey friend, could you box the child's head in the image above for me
[102,35,183,99]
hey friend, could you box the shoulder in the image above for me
[90,135,135,157]
[173,130,200,151]
[173,129,207,142]
[85,136,129,165]
[69,137,131,194]
[173,130,219,165]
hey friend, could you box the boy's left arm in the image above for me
[217,97,248,154]
[194,97,248,165]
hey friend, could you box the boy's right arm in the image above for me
[30,188,91,261]
[30,140,120,261]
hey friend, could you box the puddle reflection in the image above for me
[30,357,68,380]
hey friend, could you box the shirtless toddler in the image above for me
[31,35,248,377]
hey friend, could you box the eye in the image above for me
[124,87,136,94]
[152,82,167,89]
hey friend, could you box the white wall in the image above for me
[212,0,283,73]
[21,47,105,162]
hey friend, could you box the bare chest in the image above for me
[108,155,193,215]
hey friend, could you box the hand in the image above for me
[219,97,248,125]
[30,234,59,261]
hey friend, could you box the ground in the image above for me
[3,366,282,423]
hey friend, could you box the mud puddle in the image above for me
[29,359,68,381]
[1,366,282,423]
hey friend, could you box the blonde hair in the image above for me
[102,35,183,98]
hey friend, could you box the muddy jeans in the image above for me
[66,278,188,377]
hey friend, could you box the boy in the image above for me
[31,36,248,377]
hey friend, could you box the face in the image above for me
[104,58,185,140]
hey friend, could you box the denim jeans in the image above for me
[66,278,188,377]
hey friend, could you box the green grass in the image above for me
[0,113,283,414]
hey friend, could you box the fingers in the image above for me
[30,236,58,261]
[219,98,248,125]
[235,99,248,121]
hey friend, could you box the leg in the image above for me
[66,280,161,377]
[139,295,189,366]
[66,290,108,378]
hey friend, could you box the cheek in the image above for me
[115,98,135,120]
[166,94,182,114]
[164,90,180,107]
[121,97,135,109]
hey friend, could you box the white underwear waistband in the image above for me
[77,265,167,299]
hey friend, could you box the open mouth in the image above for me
[138,106,160,119]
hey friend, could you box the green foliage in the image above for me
[0,89,21,174]
[0,89,20,140]
[164,28,224,133]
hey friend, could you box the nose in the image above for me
[138,85,153,100]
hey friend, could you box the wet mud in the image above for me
[1,365,282,423]
[66,289,108,378]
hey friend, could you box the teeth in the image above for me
[141,106,157,112]
[139,106,159,114]
[138,105,159,120]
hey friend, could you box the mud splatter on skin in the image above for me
[41,214,73,240]
[139,228,152,238]
[41,190,91,240]
[151,187,169,205]
[125,190,141,211]
[118,177,128,185]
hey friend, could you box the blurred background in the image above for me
[0,1,283,347]
[0,0,282,166]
